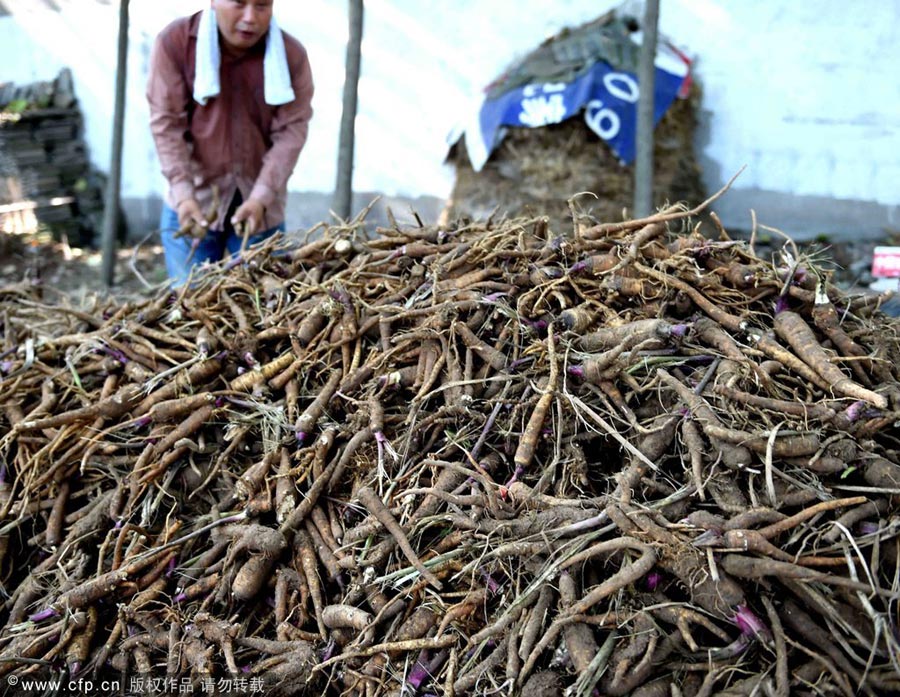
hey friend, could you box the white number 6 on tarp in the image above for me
[585,100,620,139]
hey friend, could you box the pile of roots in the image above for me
[1,191,900,696]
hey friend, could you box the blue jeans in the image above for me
[159,203,285,285]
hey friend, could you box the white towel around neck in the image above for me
[193,8,295,106]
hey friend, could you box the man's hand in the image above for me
[176,198,208,237]
[231,198,266,236]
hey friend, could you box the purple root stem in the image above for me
[29,607,59,622]
[226,396,260,409]
[100,347,129,364]
[321,638,338,662]
[328,289,351,305]
[224,255,244,270]
[507,357,532,371]
[567,365,585,379]
[128,415,152,431]
[471,402,502,461]
[859,522,881,535]
[406,651,431,691]
[714,634,752,659]
[644,572,662,591]
[690,529,724,548]
[774,295,791,315]
[568,261,588,275]
[464,641,493,661]
[407,649,449,692]
[844,401,867,422]
[505,465,524,488]
[524,318,548,331]
[732,603,772,642]
[479,568,501,595]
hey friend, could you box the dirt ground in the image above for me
[0,231,169,305]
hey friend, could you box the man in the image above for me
[147,0,314,284]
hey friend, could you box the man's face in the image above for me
[211,0,273,54]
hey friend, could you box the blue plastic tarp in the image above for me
[459,50,690,171]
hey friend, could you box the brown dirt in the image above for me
[0,231,167,306]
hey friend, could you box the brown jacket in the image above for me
[147,11,314,230]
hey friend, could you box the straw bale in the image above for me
[444,84,704,234]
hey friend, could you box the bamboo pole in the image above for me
[100,0,130,287]
[633,0,660,218]
[333,0,364,221]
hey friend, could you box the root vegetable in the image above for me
[712,383,837,421]
[1,180,898,694]
[579,318,683,353]
[40,548,170,615]
[134,402,216,484]
[453,320,507,371]
[811,284,874,383]
[132,356,224,416]
[294,370,342,443]
[658,369,752,470]
[356,485,442,589]
[17,384,142,432]
[45,480,70,547]
[294,529,327,639]
[147,391,217,423]
[559,571,599,674]
[280,428,368,538]
[719,555,896,597]
[232,553,276,601]
[230,350,295,392]
[322,604,375,646]
[774,310,887,408]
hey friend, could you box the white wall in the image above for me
[659,0,900,233]
[1,0,898,236]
